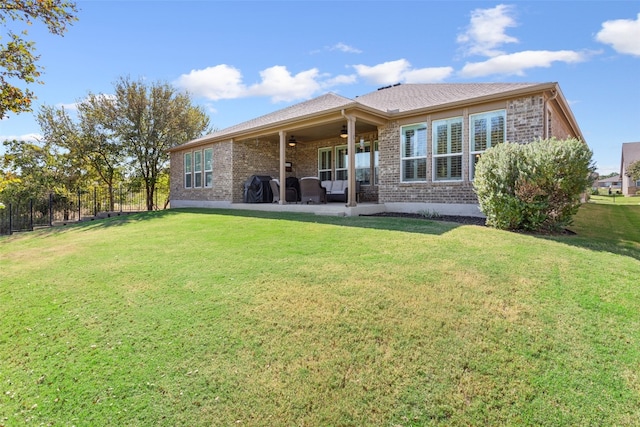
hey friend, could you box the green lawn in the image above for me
[1,204,639,426]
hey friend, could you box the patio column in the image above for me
[346,116,357,207]
[279,130,286,205]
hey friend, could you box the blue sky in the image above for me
[1,0,639,175]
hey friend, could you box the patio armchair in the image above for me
[299,177,327,204]
[270,179,298,203]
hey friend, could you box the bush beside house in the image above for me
[474,138,595,232]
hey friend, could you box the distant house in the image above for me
[595,174,622,190]
[621,142,640,196]
[168,82,584,217]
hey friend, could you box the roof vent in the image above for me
[377,83,402,91]
[387,108,400,114]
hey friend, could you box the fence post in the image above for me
[49,193,54,226]
[8,202,12,236]
[29,199,34,231]
[93,186,97,217]
[77,191,81,221]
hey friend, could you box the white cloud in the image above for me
[246,66,322,102]
[457,4,518,57]
[175,64,358,103]
[174,64,246,101]
[353,59,453,85]
[330,42,362,54]
[596,13,640,57]
[0,133,42,142]
[322,74,358,87]
[459,50,588,77]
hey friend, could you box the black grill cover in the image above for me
[243,175,273,203]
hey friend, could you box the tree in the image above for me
[38,96,125,210]
[474,138,595,232]
[628,160,640,181]
[0,0,78,118]
[0,137,77,204]
[110,77,210,210]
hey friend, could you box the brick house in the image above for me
[168,82,584,216]
[621,142,640,196]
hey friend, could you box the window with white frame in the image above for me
[401,124,427,182]
[355,140,371,185]
[193,150,203,188]
[318,148,332,181]
[184,152,192,188]
[470,110,506,179]
[433,117,463,181]
[374,140,379,185]
[335,145,348,180]
[204,148,213,187]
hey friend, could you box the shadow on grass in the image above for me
[171,207,461,236]
[50,207,460,237]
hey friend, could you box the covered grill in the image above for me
[243,175,273,203]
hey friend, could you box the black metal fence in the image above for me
[0,187,166,236]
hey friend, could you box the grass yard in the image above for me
[1,203,639,426]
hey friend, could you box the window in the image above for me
[470,110,506,179]
[355,141,371,185]
[335,145,348,180]
[204,148,213,187]
[184,152,192,188]
[433,117,462,181]
[318,148,332,181]
[374,140,379,185]
[193,150,202,188]
[401,124,427,182]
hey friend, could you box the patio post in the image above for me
[279,130,286,205]
[346,116,357,207]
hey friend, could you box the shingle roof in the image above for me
[354,82,546,113]
[186,92,354,144]
[175,82,555,150]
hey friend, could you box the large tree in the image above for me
[0,0,78,118]
[38,96,125,210]
[110,77,210,210]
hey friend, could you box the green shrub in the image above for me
[474,138,595,232]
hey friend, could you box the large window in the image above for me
[470,110,505,179]
[184,152,192,188]
[193,150,202,188]
[374,140,379,185]
[401,124,427,182]
[335,145,348,180]
[355,141,371,185]
[318,148,332,181]
[204,148,213,188]
[433,117,463,181]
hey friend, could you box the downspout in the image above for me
[341,110,357,207]
[543,89,558,139]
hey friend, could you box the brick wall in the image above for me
[378,95,548,205]
[171,93,569,208]
[170,141,235,203]
[507,95,545,143]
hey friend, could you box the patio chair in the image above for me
[299,177,327,204]
[270,179,298,203]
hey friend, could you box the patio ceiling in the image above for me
[239,114,382,145]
